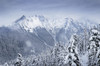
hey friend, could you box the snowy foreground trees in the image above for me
[88,28,100,66]
[14,53,23,66]
[1,25,100,66]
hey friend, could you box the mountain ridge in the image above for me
[0,15,98,64]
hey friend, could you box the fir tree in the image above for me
[88,28,100,66]
[14,53,23,66]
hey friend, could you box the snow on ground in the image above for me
[80,52,88,66]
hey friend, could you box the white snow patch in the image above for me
[91,29,98,34]
[80,52,88,66]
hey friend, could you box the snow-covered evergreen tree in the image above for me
[65,46,81,66]
[96,49,100,66]
[50,43,66,66]
[4,63,8,66]
[88,28,100,66]
[70,34,79,54]
[14,53,23,66]
[65,34,81,66]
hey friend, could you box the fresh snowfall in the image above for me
[0,15,100,66]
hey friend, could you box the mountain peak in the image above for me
[15,15,26,23]
[12,15,97,33]
[21,15,26,19]
[14,15,44,32]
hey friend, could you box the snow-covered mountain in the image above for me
[13,15,96,33]
[12,15,97,43]
[0,15,98,64]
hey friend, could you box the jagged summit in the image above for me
[15,15,26,23]
[13,15,47,32]
[12,15,97,33]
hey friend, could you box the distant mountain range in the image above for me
[0,15,97,64]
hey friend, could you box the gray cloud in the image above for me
[0,0,99,10]
[0,0,100,13]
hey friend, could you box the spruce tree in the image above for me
[88,28,100,66]
[14,53,23,66]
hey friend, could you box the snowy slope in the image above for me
[11,15,97,44]
[0,15,98,64]
[13,15,97,32]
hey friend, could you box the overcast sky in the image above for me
[0,0,100,26]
